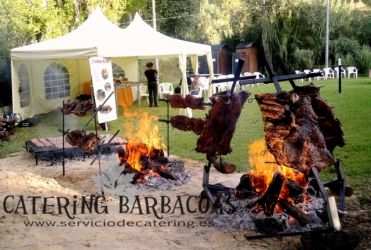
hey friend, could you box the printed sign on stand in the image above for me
[89,57,117,123]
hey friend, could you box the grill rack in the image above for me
[158,54,347,238]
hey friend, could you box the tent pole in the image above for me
[152,0,159,72]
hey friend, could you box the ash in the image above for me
[135,160,190,191]
[208,192,329,233]
[94,156,190,195]
[36,147,114,166]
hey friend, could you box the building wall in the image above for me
[218,49,233,74]
[236,47,258,73]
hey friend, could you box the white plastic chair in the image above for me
[334,67,346,78]
[241,72,254,87]
[158,82,174,99]
[243,72,254,77]
[253,72,265,86]
[347,66,358,78]
[212,75,227,94]
[138,83,149,104]
[223,74,235,91]
[295,70,304,82]
[197,77,209,98]
[253,72,265,79]
[312,69,324,81]
[323,68,334,79]
[303,69,312,81]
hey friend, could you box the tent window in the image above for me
[18,64,31,108]
[44,63,70,100]
[112,63,126,80]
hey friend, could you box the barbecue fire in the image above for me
[232,84,346,232]
[248,139,307,201]
[234,139,315,225]
[117,111,176,183]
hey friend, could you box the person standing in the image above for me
[190,74,201,96]
[144,62,158,107]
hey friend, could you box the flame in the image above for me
[248,139,307,200]
[122,110,165,172]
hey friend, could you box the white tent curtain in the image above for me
[206,52,214,97]
[178,54,192,117]
[190,55,199,75]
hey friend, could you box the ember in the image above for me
[247,139,307,201]
[211,138,330,233]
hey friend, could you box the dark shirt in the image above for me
[187,77,192,85]
[145,69,157,83]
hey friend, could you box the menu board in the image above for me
[89,57,117,123]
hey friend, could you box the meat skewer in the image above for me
[196,91,250,158]
[255,84,341,175]
[168,94,205,110]
[169,116,205,135]
[65,129,100,153]
[293,84,345,153]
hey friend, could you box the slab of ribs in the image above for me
[255,84,344,175]
[196,91,250,158]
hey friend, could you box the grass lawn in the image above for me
[1,77,370,196]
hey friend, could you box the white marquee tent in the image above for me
[11,7,213,119]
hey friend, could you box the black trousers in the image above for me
[148,82,158,106]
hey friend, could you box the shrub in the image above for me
[331,37,361,59]
[354,45,371,74]
[293,49,314,69]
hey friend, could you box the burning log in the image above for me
[278,199,311,226]
[168,94,205,110]
[235,174,257,199]
[286,179,305,201]
[257,172,285,216]
[148,163,177,181]
[196,91,250,158]
[256,91,336,175]
[116,146,126,166]
[116,144,177,184]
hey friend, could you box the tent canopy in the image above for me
[11,7,213,118]
[11,8,211,59]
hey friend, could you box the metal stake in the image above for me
[82,91,114,130]
[167,98,170,156]
[62,100,65,176]
[93,112,104,197]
